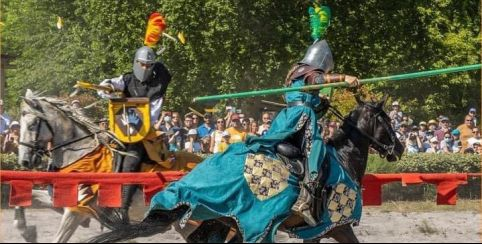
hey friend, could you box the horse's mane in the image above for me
[28,93,99,132]
[27,92,125,150]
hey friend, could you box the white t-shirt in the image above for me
[211,130,224,153]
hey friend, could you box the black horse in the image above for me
[88,95,404,243]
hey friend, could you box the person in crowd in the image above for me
[257,112,272,135]
[184,129,202,153]
[226,114,247,143]
[435,116,451,143]
[181,114,195,146]
[401,115,413,126]
[157,115,177,151]
[468,108,478,127]
[217,131,231,153]
[396,122,409,142]
[426,119,438,140]
[439,131,454,153]
[98,117,109,130]
[241,119,250,133]
[464,137,481,154]
[470,127,480,140]
[451,129,462,153]
[418,121,428,142]
[197,113,214,139]
[0,99,11,149]
[457,115,475,151]
[260,120,271,136]
[238,113,246,124]
[171,112,182,127]
[390,119,397,130]
[71,99,81,109]
[191,114,201,129]
[2,121,20,154]
[426,137,440,153]
[405,128,422,153]
[210,118,226,154]
[248,120,259,137]
[389,101,403,129]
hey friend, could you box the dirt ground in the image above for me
[0,205,480,243]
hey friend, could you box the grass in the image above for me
[364,199,481,213]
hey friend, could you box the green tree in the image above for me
[1,0,479,121]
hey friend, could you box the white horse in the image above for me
[16,90,201,242]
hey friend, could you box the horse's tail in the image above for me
[87,207,189,243]
[87,220,169,243]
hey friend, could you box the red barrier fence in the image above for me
[0,170,480,207]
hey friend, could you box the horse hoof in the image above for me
[21,226,37,243]
[80,218,91,228]
[14,219,27,229]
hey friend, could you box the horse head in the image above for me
[349,94,405,162]
[18,90,55,169]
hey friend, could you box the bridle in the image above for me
[328,103,398,158]
[19,113,98,162]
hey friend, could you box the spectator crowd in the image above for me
[1,98,481,156]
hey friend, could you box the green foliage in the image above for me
[1,0,480,121]
[0,153,48,171]
[0,153,21,170]
[367,153,480,173]
[396,153,481,173]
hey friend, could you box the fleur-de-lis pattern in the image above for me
[327,183,357,223]
[244,153,290,201]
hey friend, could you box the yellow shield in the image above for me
[108,98,150,143]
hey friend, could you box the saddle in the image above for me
[276,142,304,178]
[275,141,330,225]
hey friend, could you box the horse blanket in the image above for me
[148,144,362,242]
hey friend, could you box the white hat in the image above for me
[468,138,481,147]
[222,130,230,137]
[187,129,198,136]
[392,101,399,106]
[9,121,20,128]
[429,137,438,143]
[71,100,80,104]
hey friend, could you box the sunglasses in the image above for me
[466,119,473,122]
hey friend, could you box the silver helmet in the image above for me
[299,40,334,73]
[133,46,156,82]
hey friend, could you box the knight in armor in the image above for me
[98,46,171,223]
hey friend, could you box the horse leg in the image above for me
[52,208,89,243]
[13,206,38,243]
[13,206,26,229]
[326,224,359,243]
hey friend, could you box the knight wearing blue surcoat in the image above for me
[246,39,360,226]
[147,39,360,242]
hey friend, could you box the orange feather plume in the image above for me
[144,12,167,47]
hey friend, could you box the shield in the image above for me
[108,98,150,143]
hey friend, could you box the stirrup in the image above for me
[292,205,317,227]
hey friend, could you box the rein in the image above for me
[19,115,101,158]
[328,104,396,157]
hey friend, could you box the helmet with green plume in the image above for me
[299,4,334,73]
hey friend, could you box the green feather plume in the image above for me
[309,4,331,41]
